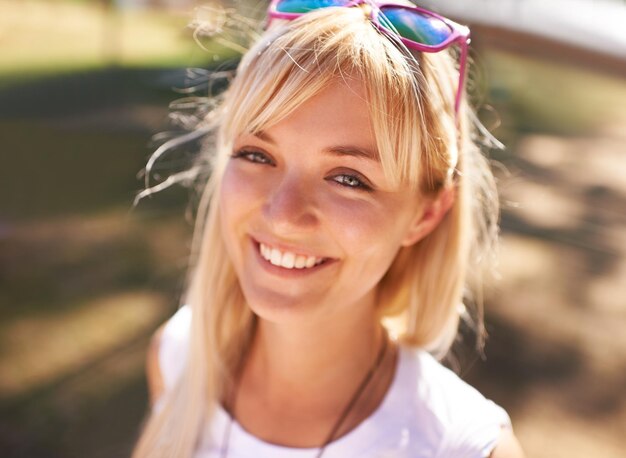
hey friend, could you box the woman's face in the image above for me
[219,79,435,324]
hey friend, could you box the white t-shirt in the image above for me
[156,305,511,458]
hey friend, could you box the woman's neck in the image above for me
[250,308,384,396]
[228,294,396,447]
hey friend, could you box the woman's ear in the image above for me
[401,185,456,247]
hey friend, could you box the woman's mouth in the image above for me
[258,242,328,270]
[255,241,331,270]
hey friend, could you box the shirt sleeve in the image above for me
[412,351,512,458]
[153,305,192,412]
[438,398,511,458]
[434,378,512,458]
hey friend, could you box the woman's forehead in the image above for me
[238,79,380,159]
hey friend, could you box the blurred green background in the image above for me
[1,1,625,457]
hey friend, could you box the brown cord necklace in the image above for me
[219,331,389,458]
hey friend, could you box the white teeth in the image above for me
[270,248,281,266]
[261,244,270,259]
[294,255,306,269]
[281,252,295,269]
[259,243,325,270]
[305,256,316,268]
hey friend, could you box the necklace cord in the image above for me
[220,328,256,458]
[220,329,390,458]
[315,329,389,458]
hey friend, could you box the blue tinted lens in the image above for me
[379,6,452,46]
[275,0,352,14]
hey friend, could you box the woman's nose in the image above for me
[262,173,319,233]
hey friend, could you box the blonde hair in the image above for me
[132,6,498,458]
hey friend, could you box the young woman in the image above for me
[133,1,525,457]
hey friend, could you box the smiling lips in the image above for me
[258,242,327,270]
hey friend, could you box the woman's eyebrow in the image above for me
[325,145,379,162]
[253,130,276,144]
[253,131,378,162]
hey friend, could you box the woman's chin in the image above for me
[242,287,327,325]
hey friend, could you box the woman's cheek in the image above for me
[219,165,256,240]
[326,193,390,243]
[221,164,267,210]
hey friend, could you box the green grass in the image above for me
[0,0,239,80]
[0,120,150,219]
[478,50,626,137]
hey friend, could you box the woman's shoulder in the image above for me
[397,345,512,457]
[156,305,192,392]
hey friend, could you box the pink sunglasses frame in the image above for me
[267,0,470,114]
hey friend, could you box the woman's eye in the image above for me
[331,174,373,191]
[232,149,273,165]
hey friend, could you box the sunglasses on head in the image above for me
[267,0,470,115]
